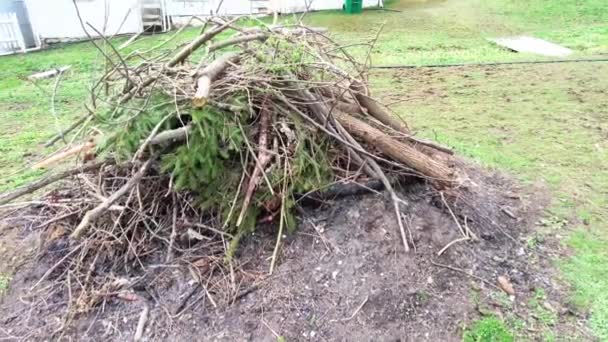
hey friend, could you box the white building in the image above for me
[0,0,381,55]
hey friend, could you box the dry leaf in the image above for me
[497,275,515,295]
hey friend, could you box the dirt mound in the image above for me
[1,166,577,341]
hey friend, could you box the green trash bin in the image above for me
[344,0,363,14]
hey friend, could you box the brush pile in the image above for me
[0,17,478,315]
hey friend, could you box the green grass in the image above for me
[372,61,608,339]
[302,0,607,65]
[0,28,205,191]
[0,273,9,294]
[0,0,607,339]
[463,316,514,342]
[562,232,608,336]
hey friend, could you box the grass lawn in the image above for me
[304,0,607,65]
[373,61,608,340]
[1,0,607,339]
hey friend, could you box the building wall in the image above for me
[274,0,379,13]
[166,0,253,16]
[25,0,141,40]
[24,0,381,40]
[167,0,379,18]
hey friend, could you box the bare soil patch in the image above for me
[0,164,586,341]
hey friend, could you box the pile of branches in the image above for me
[0,17,473,317]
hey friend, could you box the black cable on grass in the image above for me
[371,58,608,69]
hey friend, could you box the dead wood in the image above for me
[236,97,273,227]
[0,160,113,206]
[28,66,71,81]
[119,17,240,104]
[334,110,455,188]
[167,17,240,68]
[349,81,453,155]
[0,17,497,329]
[149,125,191,145]
[70,158,152,240]
[350,80,410,134]
[193,53,240,108]
[208,33,268,53]
[32,141,96,169]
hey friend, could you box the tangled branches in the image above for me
[1,17,464,322]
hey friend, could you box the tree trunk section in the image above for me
[193,53,240,108]
[334,111,454,188]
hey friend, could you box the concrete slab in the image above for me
[490,36,573,57]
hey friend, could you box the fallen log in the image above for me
[350,80,410,135]
[28,66,71,81]
[32,141,96,169]
[208,33,268,53]
[334,110,455,188]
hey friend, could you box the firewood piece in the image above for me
[350,80,410,134]
[193,53,240,108]
[149,125,192,146]
[335,101,366,115]
[334,110,454,188]
[32,141,96,169]
[28,66,71,81]
[208,33,268,53]
[349,81,453,155]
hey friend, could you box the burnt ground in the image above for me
[0,166,592,341]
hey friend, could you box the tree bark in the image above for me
[208,33,268,53]
[334,110,454,188]
[350,80,410,134]
[349,80,453,155]
[193,53,240,108]
[149,125,191,146]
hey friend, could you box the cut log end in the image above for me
[192,97,208,108]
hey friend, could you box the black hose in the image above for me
[371,58,608,69]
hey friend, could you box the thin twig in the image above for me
[437,237,470,256]
[430,260,501,291]
[440,192,467,238]
[133,301,149,342]
[341,295,369,322]
[70,158,154,240]
[0,160,113,205]
[269,157,289,275]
